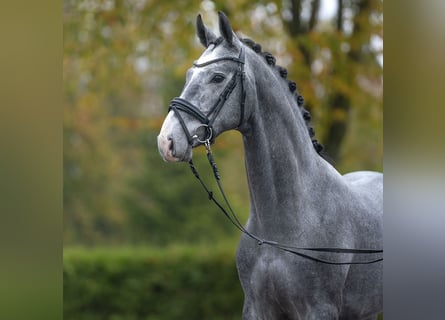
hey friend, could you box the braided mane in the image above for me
[240,37,324,155]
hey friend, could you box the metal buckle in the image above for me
[192,124,213,146]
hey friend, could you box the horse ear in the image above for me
[218,11,233,46]
[196,14,216,47]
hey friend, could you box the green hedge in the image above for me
[64,245,244,320]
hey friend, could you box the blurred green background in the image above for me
[63,0,382,319]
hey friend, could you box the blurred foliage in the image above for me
[64,245,243,319]
[64,0,382,245]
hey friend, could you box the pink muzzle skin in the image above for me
[157,134,180,162]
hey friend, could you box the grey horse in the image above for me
[158,12,382,320]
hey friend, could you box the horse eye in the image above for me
[211,74,225,83]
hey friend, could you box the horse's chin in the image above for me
[163,150,192,163]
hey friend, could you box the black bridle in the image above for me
[169,47,246,146]
[168,46,383,265]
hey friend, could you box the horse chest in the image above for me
[236,242,348,319]
[236,240,346,299]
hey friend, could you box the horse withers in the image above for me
[157,12,382,320]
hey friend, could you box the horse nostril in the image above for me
[167,138,174,152]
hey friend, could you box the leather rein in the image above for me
[168,47,383,265]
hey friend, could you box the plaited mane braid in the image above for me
[240,38,324,155]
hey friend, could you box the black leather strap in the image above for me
[170,98,209,124]
[193,56,244,68]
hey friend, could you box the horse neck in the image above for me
[242,56,341,235]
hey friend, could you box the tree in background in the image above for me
[216,0,382,165]
[64,0,382,245]
[283,0,382,162]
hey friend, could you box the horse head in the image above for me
[158,12,252,162]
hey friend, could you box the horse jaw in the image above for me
[157,112,192,163]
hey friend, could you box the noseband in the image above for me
[168,47,246,145]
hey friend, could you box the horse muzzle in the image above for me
[157,133,193,163]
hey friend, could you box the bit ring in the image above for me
[192,124,213,144]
